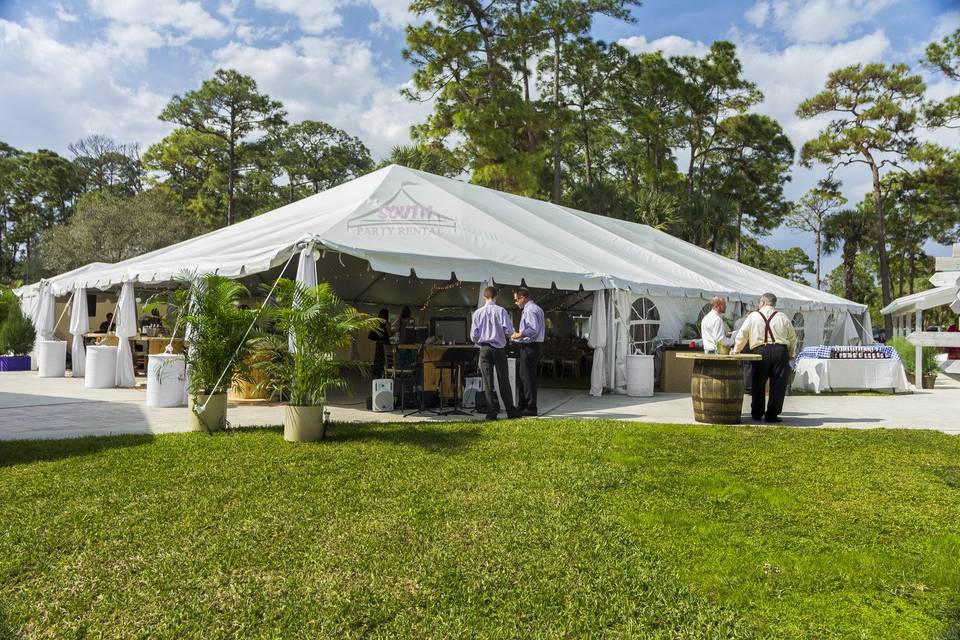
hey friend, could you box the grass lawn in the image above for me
[1,421,959,639]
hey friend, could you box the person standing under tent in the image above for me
[700,296,731,353]
[511,288,545,416]
[393,306,416,369]
[732,293,797,423]
[368,308,392,378]
[98,312,114,333]
[734,304,754,391]
[471,286,520,421]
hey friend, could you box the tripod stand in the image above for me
[435,346,477,417]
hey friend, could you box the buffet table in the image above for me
[791,358,909,393]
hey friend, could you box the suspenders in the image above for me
[755,310,779,346]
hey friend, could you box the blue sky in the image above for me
[0,0,958,278]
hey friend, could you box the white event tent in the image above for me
[16,164,869,393]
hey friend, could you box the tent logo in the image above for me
[347,182,456,236]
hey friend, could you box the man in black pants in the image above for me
[470,286,520,421]
[732,292,798,423]
[512,288,545,416]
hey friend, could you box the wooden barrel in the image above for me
[690,359,745,424]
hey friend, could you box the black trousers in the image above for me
[478,345,517,419]
[516,342,542,414]
[751,344,789,420]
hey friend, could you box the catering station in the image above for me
[14,165,879,418]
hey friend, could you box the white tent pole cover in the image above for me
[289,244,319,353]
[69,287,89,377]
[34,283,56,340]
[588,289,607,396]
[114,282,137,388]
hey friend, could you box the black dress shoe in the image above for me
[751,414,764,421]
[764,416,783,423]
[485,414,499,421]
[507,413,522,420]
[520,410,538,417]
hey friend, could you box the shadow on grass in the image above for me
[0,434,155,468]
[326,422,484,453]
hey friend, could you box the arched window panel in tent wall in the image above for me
[629,297,660,355]
[792,312,806,351]
[822,312,837,346]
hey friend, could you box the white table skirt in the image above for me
[792,358,909,393]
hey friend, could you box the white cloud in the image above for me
[364,0,415,31]
[765,0,896,43]
[618,34,709,58]
[212,38,422,157]
[253,0,414,34]
[88,0,229,40]
[931,10,960,41]
[738,31,892,145]
[54,3,79,23]
[0,18,171,153]
[745,1,770,28]
[359,83,432,150]
[252,0,342,33]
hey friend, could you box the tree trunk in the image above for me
[909,253,916,295]
[552,33,561,204]
[735,203,743,262]
[815,232,822,290]
[517,0,529,103]
[896,251,904,297]
[581,111,592,188]
[843,242,857,301]
[868,158,893,337]
[227,144,235,227]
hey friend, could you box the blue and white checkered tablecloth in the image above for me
[796,345,900,361]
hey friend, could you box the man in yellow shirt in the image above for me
[732,293,797,423]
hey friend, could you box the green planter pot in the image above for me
[188,393,228,432]
[284,405,326,442]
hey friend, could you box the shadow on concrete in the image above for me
[327,422,484,453]
[761,413,884,428]
[0,390,102,410]
[0,433,155,468]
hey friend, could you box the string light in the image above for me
[420,280,463,311]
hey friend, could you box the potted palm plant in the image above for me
[0,290,36,372]
[175,274,257,432]
[256,279,375,442]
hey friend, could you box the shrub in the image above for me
[888,336,940,377]
[0,305,37,355]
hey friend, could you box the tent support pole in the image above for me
[351,272,386,305]
[915,309,923,389]
[608,290,616,391]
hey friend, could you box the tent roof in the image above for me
[18,164,864,312]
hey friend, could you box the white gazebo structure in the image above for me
[881,243,960,388]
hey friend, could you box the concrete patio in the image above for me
[1,371,959,440]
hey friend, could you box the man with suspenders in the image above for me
[732,293,798,423]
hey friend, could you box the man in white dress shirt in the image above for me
[700,296,730,353]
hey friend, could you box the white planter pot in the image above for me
[37,340,67,378]
[85,345,118,388]
[146,354,187,407]
[626,354,654,397]
[283,405,326,442]
[188,393,227,432]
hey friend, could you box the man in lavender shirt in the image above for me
[471,286,520,420]
[511,288,545,416]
